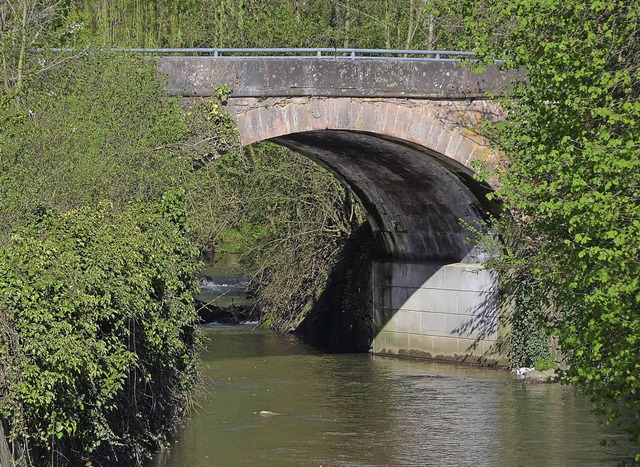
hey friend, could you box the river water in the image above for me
[150,325,629,466]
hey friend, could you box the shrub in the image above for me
[506,272,552,369]
[534,357,556,372]
[0,196,200,466]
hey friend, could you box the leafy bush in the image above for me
[534,358,556,372]
[0,45,247,466]
[506,272,552,369]
[0,51,239,253]
[0,197,200,466]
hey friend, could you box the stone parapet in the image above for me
[158,56,518,99]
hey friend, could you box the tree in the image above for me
[0,14,235,463]
[472,0,640,458]
[58,0,478,51]
[221,143,365,332]
[0,199,201,465]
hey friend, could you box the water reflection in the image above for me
[150,326,629,466]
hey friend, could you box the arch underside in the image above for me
[272,130,494,262]
[229,96,503,263]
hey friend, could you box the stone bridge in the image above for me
[158,51,517,364]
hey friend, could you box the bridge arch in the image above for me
[158,52,509,363]
[229,96,501,174]
[227,96,502,263]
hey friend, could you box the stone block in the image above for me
[291,104,312,132]
[408,334,434,355]
[372,261,446,289]
[324,99,338,127]
[444,130,463,159]
[249,109,268,142]
[445,313,481,337]
[431,336,461,357]
[334,99,351,129]
[435,129,454,155]
[373,306,397,332]
[419,267,447,290]
[371,102,389,133]
[358,102,379,132]
[390,105,412,140]
[382,103,399,135]
[371,330,387,353]
[280,105,296,136]
[391,310,422,334]
[419,312,448,336]
[374,285,393,311]
[457,337,483,354]
[308,98,327,123]
[456,290,486,314]
[443,264,496,292]
[390,286,421,311]
[404,110,429,143]
[348,101,363,128]
[423,121,442,150]
[382,331,410,353]
[426,289,458,314]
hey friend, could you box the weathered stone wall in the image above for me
[226,96,504,174]
[373,261,504,365]
[157,56,518,99]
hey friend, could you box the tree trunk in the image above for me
[427,12,435,50]
[16,0,27,92]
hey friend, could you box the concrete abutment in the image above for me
[372,261,503,365]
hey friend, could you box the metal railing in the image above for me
[51,47,475,61]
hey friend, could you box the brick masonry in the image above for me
[226,96,504,174]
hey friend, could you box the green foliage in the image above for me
[0,47,237,465]
[0,199,200,465]
[202,142,365,330]
[214,82,232,103]
[534,357,556,372]
[506,272,552,369]
[471,0,640,459]
[59,0,477,50]
[0,51,237,251]
[1,51,184,222]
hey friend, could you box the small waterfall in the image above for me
[196,272,257,324]
[198,274,249,298]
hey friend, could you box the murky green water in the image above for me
[150,325,629,466]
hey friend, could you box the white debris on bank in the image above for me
[515,367,535,379]
[514,367,557,383]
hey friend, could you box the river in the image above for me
[150,325,630,466]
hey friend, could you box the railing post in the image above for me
[350,50,355,60]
